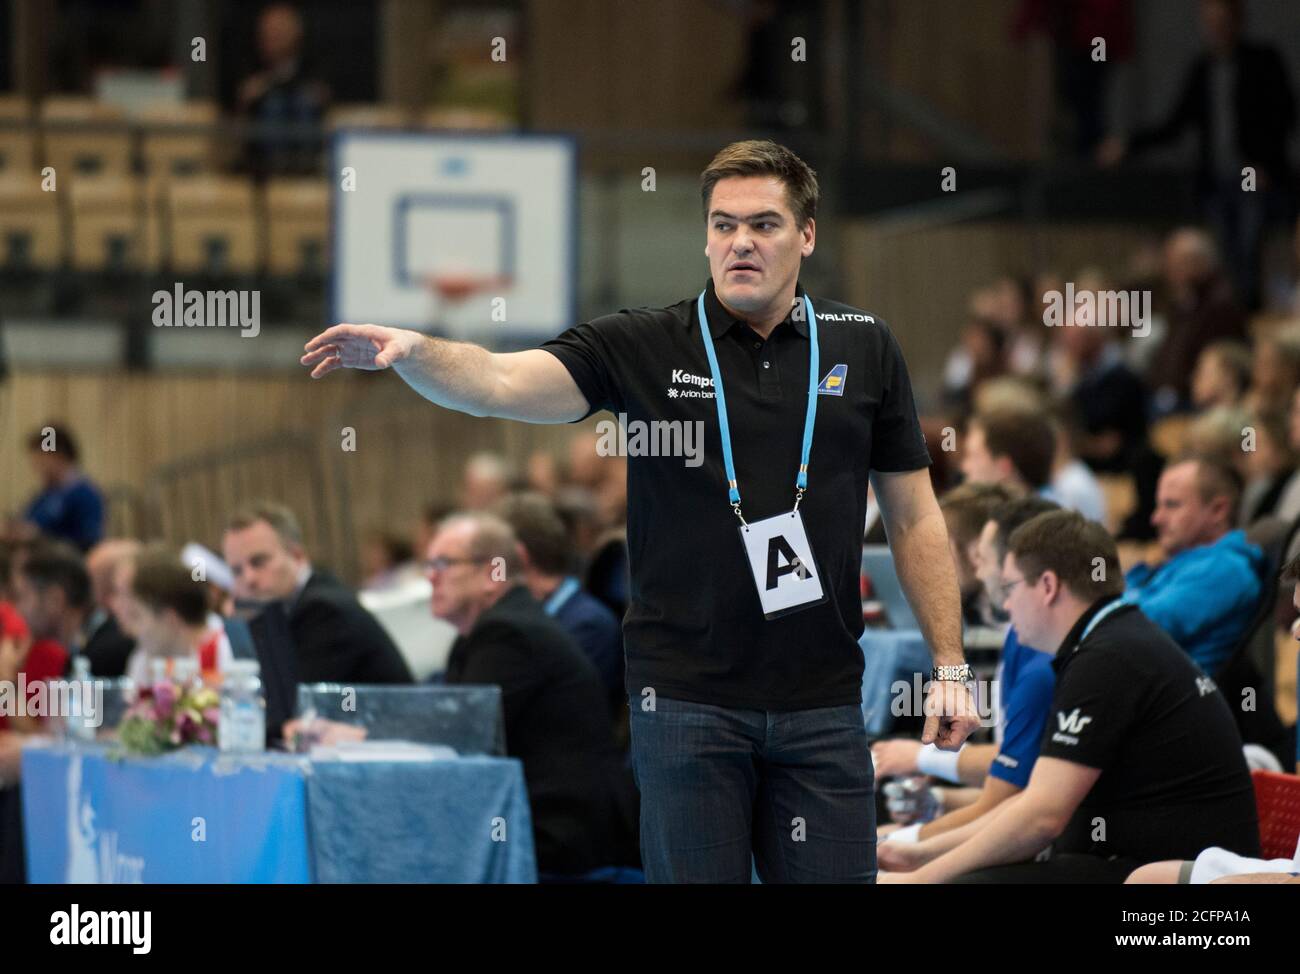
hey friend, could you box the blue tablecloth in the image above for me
[21,741,537,883]
[859,629,931,737]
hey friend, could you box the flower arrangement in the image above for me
[117,681,221,755]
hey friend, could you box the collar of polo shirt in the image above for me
[702,278,811,339]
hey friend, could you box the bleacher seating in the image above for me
[0,93,36,174]
[264,177,330,277]
[165,175,260,275]
[68,174,144,272]
[0,172,62,271]
[41,96,132,178]
[139,100,220,178]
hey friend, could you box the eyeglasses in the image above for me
[1001,575,1029,595]
[424,556,486,573]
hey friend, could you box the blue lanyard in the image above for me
[1079,598,1125,645]
[543,576,581,616]
[696,289,819,526]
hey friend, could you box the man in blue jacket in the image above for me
[1122,456,1263,674]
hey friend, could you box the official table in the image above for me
[20,740,537,883]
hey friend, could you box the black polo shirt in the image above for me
[540,277,931,710]
[1039,598,1260,863]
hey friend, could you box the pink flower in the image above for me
[195,725,213,744]
[202,707,220,725]
[152,682,177,721]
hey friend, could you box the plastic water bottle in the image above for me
[218,660,266,753]
[66,656,96,742]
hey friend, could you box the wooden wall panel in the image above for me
[2,371,597,580]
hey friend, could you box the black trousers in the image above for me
[951,853,1142,884]
[0,786,25,884]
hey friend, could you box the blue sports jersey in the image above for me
[988,627,1056,789]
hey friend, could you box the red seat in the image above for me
[1252,770,1300,860]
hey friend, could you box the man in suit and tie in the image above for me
[428,511,638,876]
[222,502,412,687]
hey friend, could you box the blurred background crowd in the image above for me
[2,0,1300,882]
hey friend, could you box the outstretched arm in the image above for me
[301,323,590,424]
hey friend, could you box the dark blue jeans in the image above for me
[628,697,876,883]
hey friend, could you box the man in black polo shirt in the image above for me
[301,140,979,883]
[882,510,1259,884]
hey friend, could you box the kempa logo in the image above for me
[1042,283,1151,338]
[151,283,260,337]
[670,369,713,389]
[595,413,704,467]
[50,904,151,954]
[1052,707,1092,745]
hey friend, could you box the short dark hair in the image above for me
[225,501,304,549]
[939,482,1013,553]
[1006,510,1123,602]
[700,140,819,230]
[18,541,91,610]
[494,492,573,576]
[27,423,80,462]
[989,496,1062,563]
[130,547,208,626]
[972,408,1057,489]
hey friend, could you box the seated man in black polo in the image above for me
[881,510,1260,884]
[428,512,638,878]
[222,502,413,685]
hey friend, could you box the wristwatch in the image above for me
[931,664,975,683]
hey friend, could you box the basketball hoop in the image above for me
[426,272,513,303]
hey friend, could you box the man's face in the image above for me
[947,532,977,599]
[1190,350,1229,408]
[1201,0,1239,53]
[974,520,1004,607]
[459,469,506,511]
[27,449,62,487]
[12,571,59,640]
[1151,463,1224,557]
[960,424,1005,486]
[258,5,302,65]
[131,602,181,657]
[706,175,814,320]
[223,521,304,603]
[425,523,495,630]
[1000,553,1046,649]
[1164,232,1211,293]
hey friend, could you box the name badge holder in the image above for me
[697,290,827,620]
